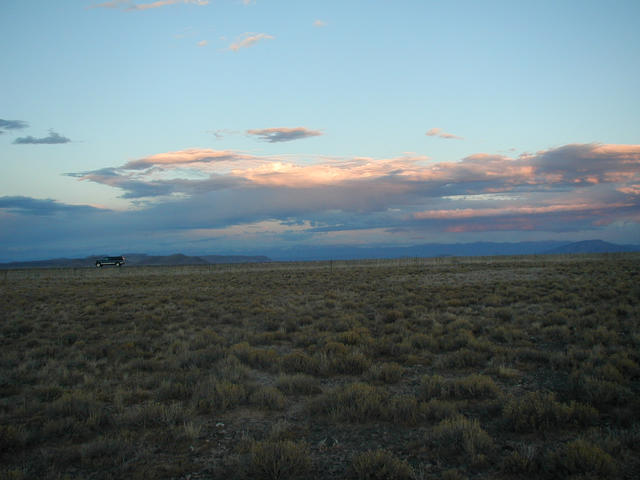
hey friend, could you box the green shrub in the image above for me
[454,374,501,399]
[181,420,203,440]
[382,309,403,323]
[409,332,436,350]
[439,329,474,351]
[309,383,386,422]
[427,415,493,464]
[435,348,488,369]
[494,365,521,380]
[337,328,373,346]
[276,374,321,395]
[441,469,467,480]
[0,425,26,453]
[178,345,225,368]
[349,449,414,480]
[323,341,349,355]
[213,355,250,382]
[419,374,500,400]
[369,336,411,358]
[552,439,617,477]
[281,351,320,375]
[511,347,551,365]
[118,401,185,428]
[230,342,280,371]
[386,395,420,425]
[367,362,405,384]
[419,399,459,422]
[249,440,311,480]
[503,391,564,432]
[502,391,597,432]
[328,350,371,375]
[155,379,193,401]
[0,468,26,480]
[46,390,103,421]
[501,443,540,474]
[80,435,124,463]
[570,373,632,407]
[420,374,450,399]
[192,378,246,413]
[250,386,286,410]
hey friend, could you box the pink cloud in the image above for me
[131,0,208,10]
[232,158,413,188]
[123,148,254,170]
[426,127,464,140]
[91,0,208,10]
[445,220,538,233]
[618,185,640,196]
[414,202,633,220]
[68,142,640,238]
[81,143,640,200]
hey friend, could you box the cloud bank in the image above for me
[65,142,640,227]
[3,143,639,260]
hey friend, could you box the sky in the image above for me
[1,0,639,261]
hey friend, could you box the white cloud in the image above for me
[229,32,274,51]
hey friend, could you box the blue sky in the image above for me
[1,0,639,261]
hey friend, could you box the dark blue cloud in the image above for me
[0,196,105,216]
[247,127,322,143]
[0,119,28,134]
[13,130,71,145]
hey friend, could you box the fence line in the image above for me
[1,252,637,281]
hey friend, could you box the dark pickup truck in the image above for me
[95,256,125,267]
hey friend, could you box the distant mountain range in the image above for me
[0,253,271,269]
[0,240,638,268]
[266,239,640,261]
[542,239,639,255]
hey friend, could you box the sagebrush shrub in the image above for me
[552,439,617,477]
[275,374,321,395]
[502,391,597,432]
[309,383,387,422]
[249,386,286,410]
[501,443,540,474]
[249,440,311,480]
[419,374,500,400]
[349,449,414,480]
[427,415,493,464]
[367,362,405,384]
[281,351,319,375]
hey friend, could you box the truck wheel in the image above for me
[116,262,121,267]
[96,263,102,268]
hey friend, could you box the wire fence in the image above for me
[1,252,636,281]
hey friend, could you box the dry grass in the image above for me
[0,253,639,478]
